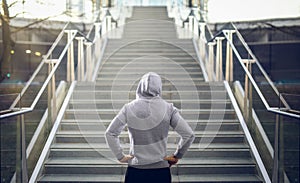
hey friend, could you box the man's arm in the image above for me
[105,106,128,161]
[170,108,195,159]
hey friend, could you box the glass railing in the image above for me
[186,15,299,182]
[167,2,300,181]
[274,93,300,182]
[0,4,127,181]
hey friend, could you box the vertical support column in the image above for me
[224,30,235,82]
[215,37,225,81]
[199,22,206,61]
[188,16,193,32]
[20,114,28,183]
[85,42,93,81]
[272,106,284,183]
[94,22,102,39]
[47,60,53,132]
[193,17,198,37]
[51,61,57,120]
[107,15,112,32]
[16,114,28,183]
[46,59,58,125]
[102,16,107,36]
[76,37,85,81]
[242,59,255,127]
[65,30,77,82]
[208,42,215,81]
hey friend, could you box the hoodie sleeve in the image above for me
[170,106,195,159]
[105,105,127,160]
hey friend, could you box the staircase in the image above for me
[37,7,263,182]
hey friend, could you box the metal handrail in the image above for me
[189,15,299,119]
[0,29,77,119]
[8,23,69,111]
[231,23,290,109]
[0,21,103,120]
[221,29,299,119]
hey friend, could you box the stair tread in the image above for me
[45,157,254,165]
[55,130,244,136]
[51,143,249,149]
[69,99,231,103]
[39,174,122,182]
[178,174,262,182]
[39,174,262,182]
[64,109,235,112]
[72,90,226,93]
[61,119,239,123]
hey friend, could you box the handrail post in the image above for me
[65,30,77,82]
[208,42,216,81]
[16,114,28,183]
[189,15,193,32]
[85,42,93,81]
[107,15,112,33]
[46,59,58,126]
[243,59,255,129]
[199,23,206,61]
[94,22,102,39]
[215,37,225,81]
[224,30,236,82]
[102,16,107,37]
[193,16,198,37]
[272,104,285,182]
[94,35,102,63]
[76,37,85,81]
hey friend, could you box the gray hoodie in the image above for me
[105,72,195,168]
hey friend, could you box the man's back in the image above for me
[105,72,195,182]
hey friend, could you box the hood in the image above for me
[136,72,162,99]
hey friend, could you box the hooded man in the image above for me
[105,72,195,183]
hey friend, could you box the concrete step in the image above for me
[175,164,258,175]
[75,82,224,90]
[70,91,229,100]
[39,174,262,183]
[68,99,233,110]
[175,174,262,182]
[45,157,254,166]
[97,72,202,78]
[38,174,123,183]
[42,164,258,176]
[63,109,236,120]
[59,121,239,132]
[103,51,197,57]
[49,148,251,158]
[100,62,199,68]
[75,84,221,91]
[51,142,249,150]
[105,44,196,50]
[98,67,201,73]
[102,54,199,61]
[104,47,196,52]
[55,132,244,144]
[43,164,126,175]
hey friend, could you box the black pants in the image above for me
[125,166,171,183]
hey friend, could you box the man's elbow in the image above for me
[104,130,111,139]
[105,129,118,138]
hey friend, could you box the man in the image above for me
[105,72,195,183]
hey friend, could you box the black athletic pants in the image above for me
[125,166,171,183]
